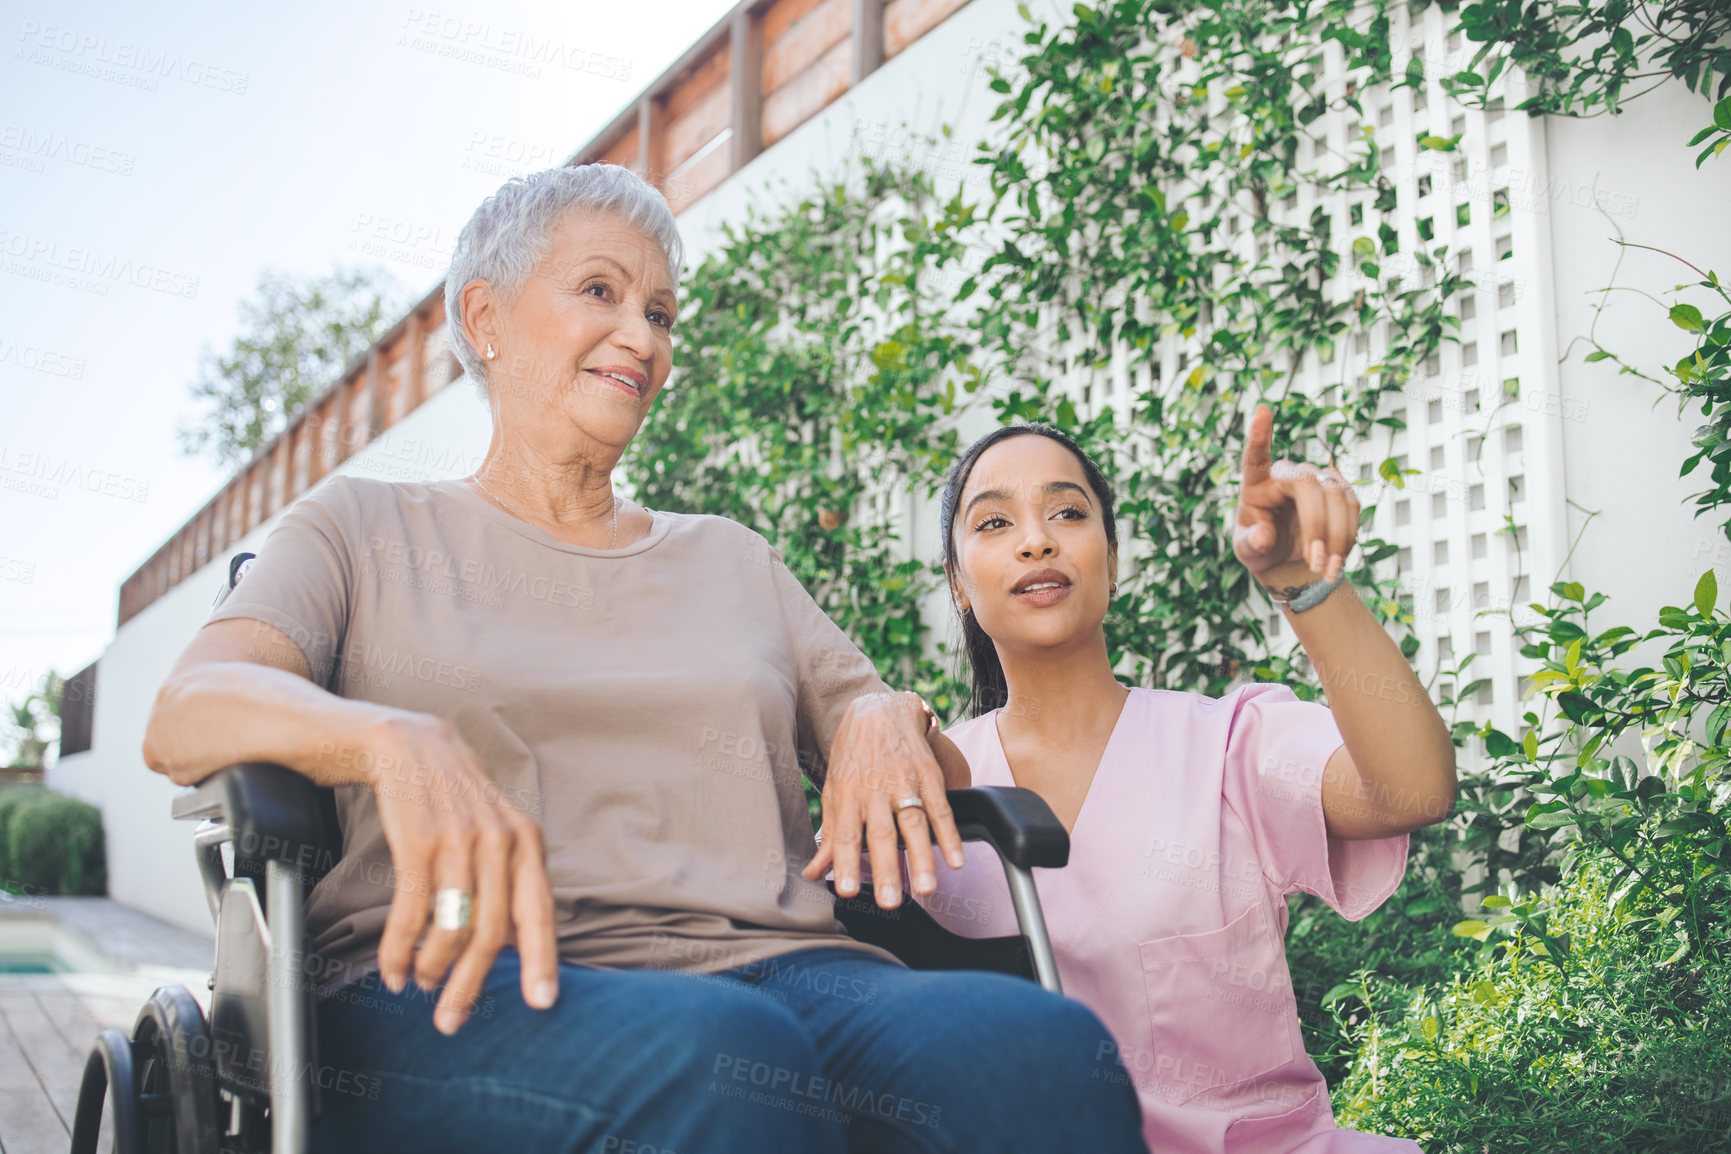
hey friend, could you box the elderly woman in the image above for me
[141,164,1147,1154]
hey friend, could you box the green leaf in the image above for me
[1585,349,1612,362]
[1522,730,1538,761]
[1481,895,1512,909]
[870,340,907,371]
[1671,304,1706,333]
[1695,568,1718,617]
[1453,919,1494,941]
[1224,85,1248,100]
[1706,702,1731,747]
[1717,95,1731,131]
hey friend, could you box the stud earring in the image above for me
[485,343,496,360]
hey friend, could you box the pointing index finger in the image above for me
[1241,402,1274,487]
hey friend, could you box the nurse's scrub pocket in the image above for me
[1137,898,1302,1106]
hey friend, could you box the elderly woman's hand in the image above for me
[801,691,966,909]
[357,713,558,1035]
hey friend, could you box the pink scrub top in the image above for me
[913,683,1422,1154]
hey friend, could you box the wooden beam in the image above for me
[637,96,657,178]
[271,436,289,516]
[732,5,764,170]
[854,0,884,83]
[405,307,427,414]
[308,398,331,486]
[365,348,384,447]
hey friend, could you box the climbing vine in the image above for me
[961,0,1464,698]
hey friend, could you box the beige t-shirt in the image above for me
[205,473,903,989]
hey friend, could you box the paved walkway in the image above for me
[0,895,212,1154]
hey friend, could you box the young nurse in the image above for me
[809,405,1455,1152]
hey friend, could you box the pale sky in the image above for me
[0,0,738,706]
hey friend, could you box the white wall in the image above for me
[1544,82,1731,655]
[48,381,493,934]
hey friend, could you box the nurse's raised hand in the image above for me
[1232,402,1361,585]
[802,691,966,910]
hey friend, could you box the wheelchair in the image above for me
[70,552,1072,1154]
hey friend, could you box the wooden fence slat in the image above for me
[763,34,854,148]
[663,80,734,174]
[884,0,970,58]
[763,0,851,95]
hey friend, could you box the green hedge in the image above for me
[0,786,105,896]
[1329,849,1731,1152]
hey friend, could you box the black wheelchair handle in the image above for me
[172,761,341,881]
[938,786,1070,870]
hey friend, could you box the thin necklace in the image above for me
[469,472,619,548]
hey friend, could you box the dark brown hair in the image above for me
[939,424,1118,718]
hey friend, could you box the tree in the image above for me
[176,266,406,467]
[2,670,62,772]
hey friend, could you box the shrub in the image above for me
[1330,843,1731,1152]
[4,789,105,896]
[1285,820,1479,1084]
[0,784,46,892]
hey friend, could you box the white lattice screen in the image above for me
[970,1,1567,778]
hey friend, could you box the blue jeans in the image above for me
[309,946,1146,1153]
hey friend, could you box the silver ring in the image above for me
[894,796,924,812]
[433,888,472,932]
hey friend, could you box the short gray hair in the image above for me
[444,163,684,397]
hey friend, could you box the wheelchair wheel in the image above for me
[132,986,222,1154]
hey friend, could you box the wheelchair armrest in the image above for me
[946,787,1068,870]
[172,762,341,884]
